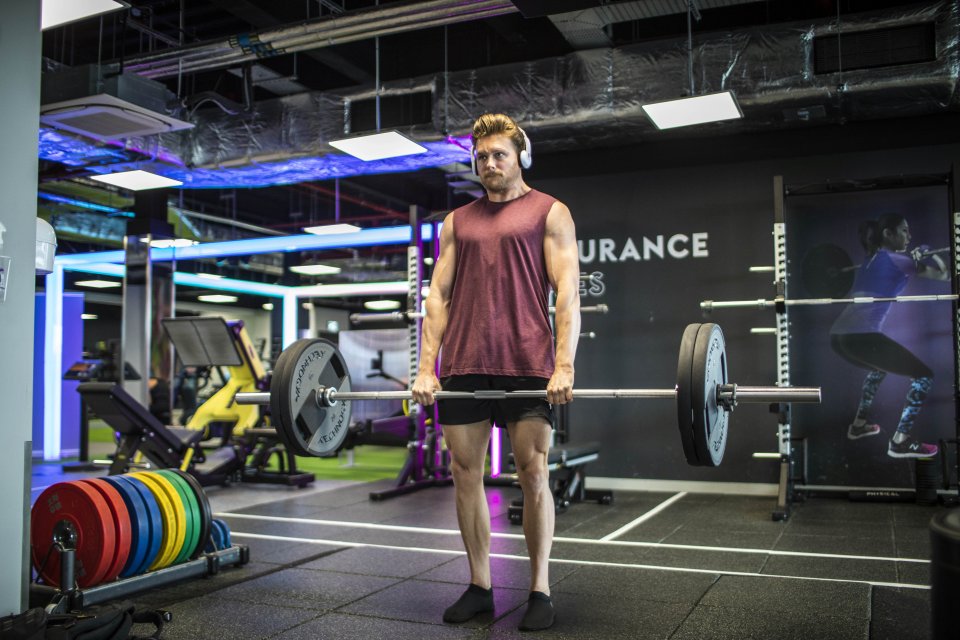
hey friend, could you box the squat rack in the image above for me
[767,171,960,520]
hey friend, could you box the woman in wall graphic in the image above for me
[830,213,949,458]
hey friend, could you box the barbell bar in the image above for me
[350,304,609,324]
[801,243,950,298]
[701,293,958,311]
[235,323,821,467]
[237,385,818,406]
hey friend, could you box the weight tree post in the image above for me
[369,205,451,500]
[773,175,795,522]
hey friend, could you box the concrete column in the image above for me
[0,0,41,616]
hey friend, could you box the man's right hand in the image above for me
[412,371,442,406]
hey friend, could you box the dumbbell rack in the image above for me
[29,527,248,614]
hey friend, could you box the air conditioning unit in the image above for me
[40,64,193,142]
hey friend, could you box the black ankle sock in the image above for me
[518,591,554,631]
[443,584,494,623]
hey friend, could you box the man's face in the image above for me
[475,133,522,193]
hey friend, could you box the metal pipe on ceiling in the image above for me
[125,0,518,80]
[140,6,516,79]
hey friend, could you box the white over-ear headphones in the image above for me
[471,127,533,175]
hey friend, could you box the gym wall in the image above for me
[535,140,960,485]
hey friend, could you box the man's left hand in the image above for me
[547,368,574,405]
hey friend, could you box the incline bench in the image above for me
[77,382,209,477]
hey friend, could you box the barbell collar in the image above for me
[722,386,821,403]
[236,392,270,405]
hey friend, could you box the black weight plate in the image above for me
[267,340,297,454]
[800,243,855,298]
[691,323,729,467]
[272,338,353,457]
[675,323,703,466]
[170,469,212,560]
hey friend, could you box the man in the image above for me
[412,113,581,631]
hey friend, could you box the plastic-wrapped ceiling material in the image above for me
[444,1,957,150]
[180,1,957,169]
[40,1,959,187]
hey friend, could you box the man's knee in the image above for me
[516,458,549,494]
[451,457,485,484]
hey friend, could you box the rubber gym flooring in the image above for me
[29,457,943,640]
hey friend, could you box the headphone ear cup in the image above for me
[519,128,532,169]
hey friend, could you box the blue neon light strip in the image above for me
[173,272,289,297]
[55,224,437,266]
[69,262,125,277]
[66,263,406,300]
[38,191,126,214]
[43,265,64,460]
[295,281,408,298]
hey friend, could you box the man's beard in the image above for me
[481,173,508,193]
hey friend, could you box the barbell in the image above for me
[234,323,821,467]
[350,304,609,325]
[701,293,958,311]
[800,243,949,298]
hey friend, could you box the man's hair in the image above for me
[472,113,526,155]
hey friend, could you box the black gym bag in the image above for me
[0,601,169,640]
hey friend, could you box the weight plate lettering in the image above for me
[691,323,729,467]
[271,338,353,457]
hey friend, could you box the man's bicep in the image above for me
[545,203,580,288]
[431,216,458,300]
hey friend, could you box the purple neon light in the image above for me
[40,127,473,189]
[490,425,501,477]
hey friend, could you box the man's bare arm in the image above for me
[544,201,581,404]
[412,214,457,405]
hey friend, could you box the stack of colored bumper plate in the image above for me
[31,469,219,588]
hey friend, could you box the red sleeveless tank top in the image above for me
[439,189,557,378]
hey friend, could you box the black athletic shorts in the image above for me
[437,375,555,428]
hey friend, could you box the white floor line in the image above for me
[216,511,929,564]
[600,491,687,541]
[230,531,930,591]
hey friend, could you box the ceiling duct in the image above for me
[40,64,193,142]
[124,0,518,80]
[547,0,758,50]
[171,1,957,173]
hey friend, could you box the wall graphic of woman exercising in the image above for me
[830,213,950,459]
